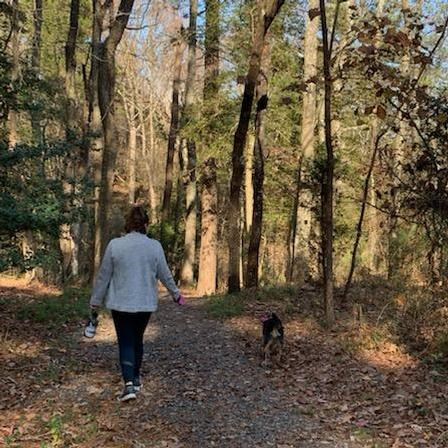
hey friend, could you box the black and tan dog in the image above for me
[260,312,284,366]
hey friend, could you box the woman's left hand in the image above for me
[174,294,186,306]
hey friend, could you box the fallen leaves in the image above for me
[1,282,447,447]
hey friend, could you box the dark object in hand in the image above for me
[84,310,99,338]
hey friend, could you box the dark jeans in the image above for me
[111,310,151,383]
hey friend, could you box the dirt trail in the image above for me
[1,290,359,447]
[73,296,359,447]
[2,286,446,447]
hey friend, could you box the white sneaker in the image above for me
[118,382,137,402]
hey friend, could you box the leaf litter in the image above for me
[1,282,447,447]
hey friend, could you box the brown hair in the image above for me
[125,205,149,234]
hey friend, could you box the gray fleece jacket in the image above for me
[90,232,180,312]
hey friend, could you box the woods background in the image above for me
[1,0,448,330]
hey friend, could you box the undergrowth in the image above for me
[16,287,90,327]
[206,281,448,364]
[205,284,299,319]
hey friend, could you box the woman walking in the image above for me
[90,205,184,401]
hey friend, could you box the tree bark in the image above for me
[197,0,220,295]
[180,0,198,286]
[122,80,137,204]
[320,0,335,326]
[228,0,285,293]
[204,0,220,98]
[139,99,158,222]
[128,103,137,204]
[96,0,135,258]
[289,0,319,283]
[7,0,20,150]
[30,0,43,144]
[65,0,80,140]
[89,0,105,278]
[343,126,383,299]
[161,35,183,226]
[246,70,268,289]
[365,0,385,277]
[63,0,82,281]
[196,159,218,295]
[147,93,158,221]
[245,134,254,234]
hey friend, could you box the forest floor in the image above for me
[1,278,447,448]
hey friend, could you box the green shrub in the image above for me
[205,284,299,319]
[17,288,90,327]
[206,294,246,319]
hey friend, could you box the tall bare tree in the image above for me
[289,0,319,283]
[197,0,220,295]
[228,0,285,293]
[122,80,137,204]
[180,0,198,286]
[30,0,43,143]
[246,68,268,288]
[139,91,158,221]
[89,0,106,277]
[59,0,82,282]
[319,0,336,326]
[7,0,20,150]
[96,0,135,258]
[161,30,184,227]
[65,0,80,140]
[350,0,385,288]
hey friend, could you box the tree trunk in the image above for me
[320,0,335,326]
[245,134,255,234]
[204,0,220,97]
[197,0,220,295]
[147,94,158,221]
[96,0,135,258]
[366,170,382,273]
[173,143,186,272]
[121,74,136,204]
[65,0,80,140]
[7,0,20,150]
[89,0,105,278]
[343,126,383,299]
[196,158,218,295]
[30,0,43,144]
[127,94,137,204]
[246,69,268,289]
[161,36,184,227]
[365,0,385,277]
[139,100,158,222]
[289,0,319,283]
[25,0,44,281]
[180,0,198,286]
[228,0,285,293]
[61,0,82,281]
[387,0,415,279]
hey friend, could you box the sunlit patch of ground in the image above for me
[225,301,448,447]
[0,275,60,296]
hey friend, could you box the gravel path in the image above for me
[80,295,359,447]
[2,290,364,447]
